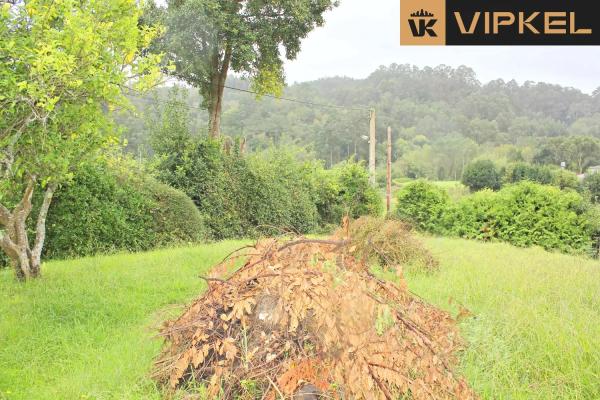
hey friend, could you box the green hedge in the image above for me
[503,162,553,186]
[396,180,598,255]
[441,189,497,241]
[395,180,448,233]
[43,162,205,260]
[154,137,381,239]
[489,183,592,253]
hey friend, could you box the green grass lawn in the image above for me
[0,241,248,400]
[1,238,599,399]
[410,238,600,400]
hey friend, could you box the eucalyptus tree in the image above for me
[150,0,339,138]
[0,0,162,280]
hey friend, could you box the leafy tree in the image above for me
[0,0,161,280]
[534,136,600,173]
[563,136,600,174]
[462,160,501,192]
[149,0,338,138]
[115,64,600,179]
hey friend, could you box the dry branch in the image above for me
[153,222,477,400]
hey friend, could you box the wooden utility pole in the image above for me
[369,110,376,185]
[386,126,392,214]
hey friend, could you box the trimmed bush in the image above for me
[444,182,596,255]
[395,180,448,232]
[442,189,497,240]
[43,162,205,260]
[147,180,207,247]
[462,159,501,192]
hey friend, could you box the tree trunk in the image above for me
[207,44,233,139]
[0,177,56,281]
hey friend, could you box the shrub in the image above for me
[503,162,553,185]
[443,189,497,240]
[444,182,595,255]
[43,163,155,259]
[245,151,320,236]
[583,173,600,203]
[462,160,501,192]
[331,160,382,219]
[146,180,207,247]
[395,180,448,232]
[43,161,205,260]
[491,182,593,254]
[551,169,580,190]
[153,136,381,239]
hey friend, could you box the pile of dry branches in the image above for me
[153,221,476,399]
[343,216,439,272]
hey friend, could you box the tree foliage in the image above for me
[117,65,600,180]
[583,173,600,203]
[147,88,381,239]
[534,136,600,173]
[147,0,338,137]
[461,160,501,192]
[0,0,161,279]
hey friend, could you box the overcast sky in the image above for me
[284,0,600,93]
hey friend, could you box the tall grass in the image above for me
[412,237,600,400]
[0,241,247,400]
[0,238,598,399]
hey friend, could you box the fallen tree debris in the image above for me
[153,220,476,399]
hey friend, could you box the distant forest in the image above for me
[118,64,600,181]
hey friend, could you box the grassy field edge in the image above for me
[0,238,599,399]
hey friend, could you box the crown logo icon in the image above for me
[410,9,435,18]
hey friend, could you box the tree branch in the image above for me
[13,175,36,249]
[0,230,19,261]
[16,175,36,216]
[32,183,57,260]
[0,202,10,227]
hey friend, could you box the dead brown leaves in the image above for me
[343,217,439,273]
[153,225,476,400]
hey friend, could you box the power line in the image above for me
[126,84,372,113]
[222,85,371,112]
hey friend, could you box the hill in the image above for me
[118,64,600,180]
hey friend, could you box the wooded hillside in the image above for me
[119,64,600,179]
